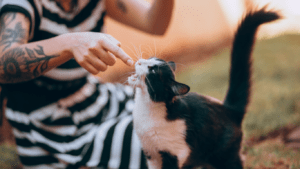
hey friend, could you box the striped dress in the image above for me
[0,0,146,168]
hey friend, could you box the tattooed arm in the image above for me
[0,12,60,83]
[0,12,133,84]
[106,0,174,35]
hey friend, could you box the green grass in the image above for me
[243,139,300,168]
[0,143,20,169]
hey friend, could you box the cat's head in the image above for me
[128,57,190,102]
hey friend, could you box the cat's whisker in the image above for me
[138,51,145,60]
[119,77,132,85]
[149,38,173,59]
[117,71,136,80]
[132,44,143,60]
[130,43,142,60]
[125,44,141,60]
[145,76,154,92]
[121,78,132,85]
[144,45,155,57]
[122,79,129,85]
[138,44,144,59]
[172,62,188,68]
[138,48,144,59]
[153,39,157,58]
[132,58,139,62]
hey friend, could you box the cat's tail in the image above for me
[223,7,280,125]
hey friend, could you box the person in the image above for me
[0,0,174,168]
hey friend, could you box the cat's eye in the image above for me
[148,66,156,73]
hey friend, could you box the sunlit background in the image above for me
[102,0,300,82]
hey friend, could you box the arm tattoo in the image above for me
[0,13,16,34]
[0,13,28,52]
[1,22,27,51]
[0,45,58,83]
[116,0,127,13]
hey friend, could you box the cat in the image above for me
[128,8,280,169]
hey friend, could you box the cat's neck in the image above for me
[133,87,167,119]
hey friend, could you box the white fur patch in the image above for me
[132,87,191,168]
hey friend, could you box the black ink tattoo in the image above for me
[0,13,16,34]
[25,46,53,77]
[117,0,127,13]
[1,47,25,80]
[0,45,58,83]
[1,22,27,51]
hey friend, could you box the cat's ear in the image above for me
[171,81,190,96]
[168,61,176,71]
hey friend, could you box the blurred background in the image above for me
[1,0,300,168]
[100,0,300,82]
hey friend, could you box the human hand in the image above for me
[64,32,134,75]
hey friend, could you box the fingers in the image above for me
[89,43,116,66]
[101,36,134,66]
[72,33,134,74]
[76,58,99,75]
[74,49,106,75]
[106,52,117,66]
[87,53,107,72]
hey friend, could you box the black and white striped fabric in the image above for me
[0,0,146,168]
[6,76,146,169]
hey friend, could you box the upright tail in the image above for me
[223,7,280,125]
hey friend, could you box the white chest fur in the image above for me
[132,88,191,168]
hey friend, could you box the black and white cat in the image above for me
[128,8,280,169]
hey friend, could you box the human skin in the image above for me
[0,0,174,83]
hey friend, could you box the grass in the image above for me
[176,34,300,168]
[243,138,300,169]
[0,143,20,169]
[1,34,300,168]
[245,136,300,168]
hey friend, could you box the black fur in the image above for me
[159,151,179,169]
[223,7,280,125]
[145,59,189,102]
[137,8,280,169]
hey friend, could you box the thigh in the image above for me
[67,76,136,127]
[78,115,144,168]
[5,75,144,169]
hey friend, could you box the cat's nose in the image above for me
[137,61,141,65]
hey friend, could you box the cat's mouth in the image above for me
[128,74,144,88]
